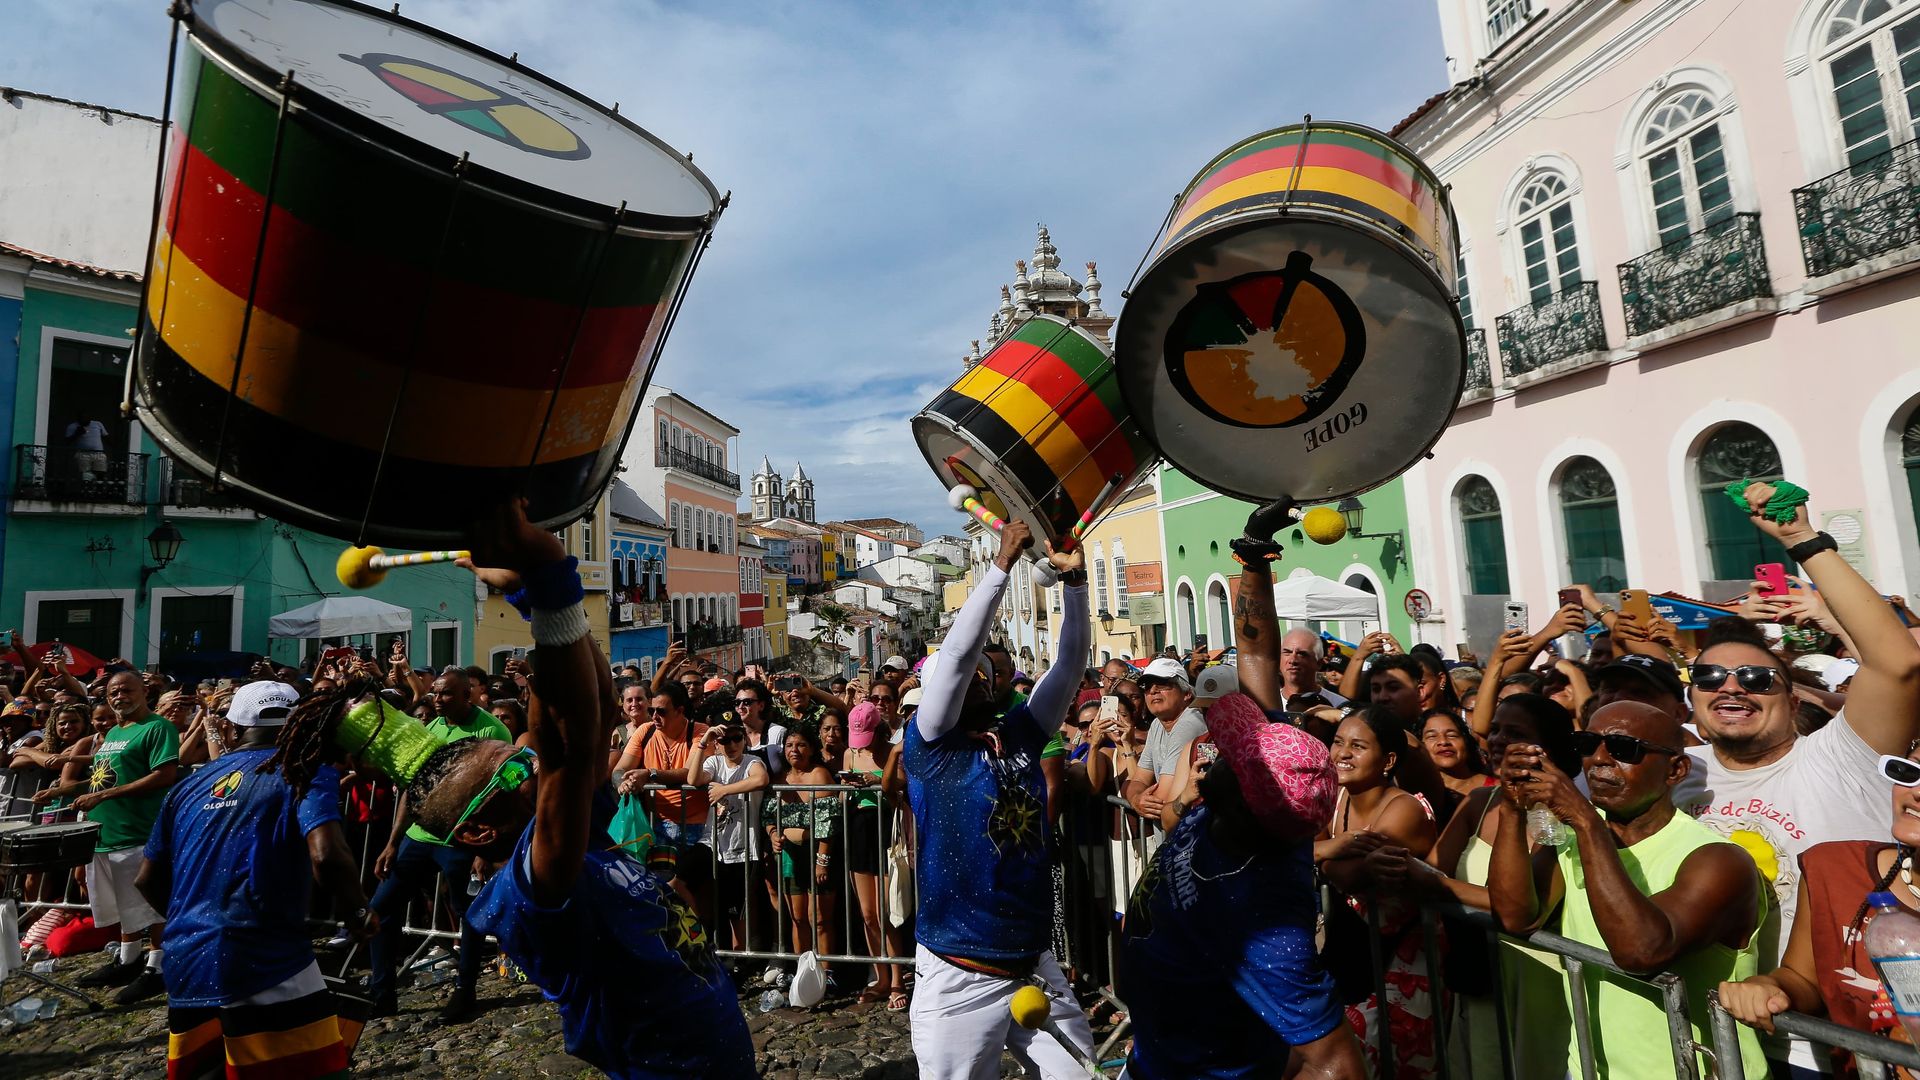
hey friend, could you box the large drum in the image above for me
[914,315,1156,545]
[134,0,721,547]
[1115,120,1463,505]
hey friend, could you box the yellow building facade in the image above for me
[476,500,613,671]
[1043,479,1166,663]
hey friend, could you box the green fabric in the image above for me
[1041,731,1067,760]
[1722,479,1809,524]
[1556,812,1768,1079]
[405,707,514,844]
[86,715,180,852]
[762,793,835,838]
[607,793,655,862]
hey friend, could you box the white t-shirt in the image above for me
[1138,708,1207,779]
[702,753,767,863]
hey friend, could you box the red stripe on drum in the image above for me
[979,341,1142,482]
[1180,140,1427,221]
[159,137,662,391]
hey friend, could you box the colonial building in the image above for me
[841,516,924,545]
[1397,0,1920,652]
[607,479,669,676]
[749,458,817,524]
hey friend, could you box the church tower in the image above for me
[786,461,816,523]
[751,456,782,522]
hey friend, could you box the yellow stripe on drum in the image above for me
[222,1015,342,1066]
[951,365,1105,514]
[146,235,624,469]
[1166,165,1430,244]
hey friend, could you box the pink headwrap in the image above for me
[1205,692,1336,840]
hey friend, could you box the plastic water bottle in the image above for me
[1865,891,1920,1041]
[1527,803,1569,848]
[758,988,785,1013]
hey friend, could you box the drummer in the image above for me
[136,681,377,1080]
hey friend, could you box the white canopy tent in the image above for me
[1270,575,1382,622]
[268,596,411,639]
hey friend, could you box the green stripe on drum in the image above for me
[173,50,684,308]
[929,390,1081,538]
[1003,318,1128,419]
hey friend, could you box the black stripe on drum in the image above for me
[139,335,603,545]
[1169,189,1418,251]
[929,391,1077,537]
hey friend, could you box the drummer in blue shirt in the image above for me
[395,502,754,1079]
[905,518,1097,1079]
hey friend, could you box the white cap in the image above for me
[901,687,923,708]
[229,681,299,727]
[1141,657,1192,691]
[1193,663,1239,704]
[882,655,910,672]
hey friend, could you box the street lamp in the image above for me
[146,521,185,567]
[1334,498,1404,543]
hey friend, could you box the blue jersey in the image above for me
[1118,806,1342,1079]
[465,788,755,1079]
[904,704,1052,962]
[143,748,341,1008]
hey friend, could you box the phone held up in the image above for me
[1502,600,1530,635]
[1754,563,1788,598]
[1617,588,1654,628]
[1558,587,1584,611]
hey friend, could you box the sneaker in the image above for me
[77,960,143,988]
[761,964,784,987]
[436,986,478,1025]
[774,971,791,990]
[114,969,166,1006]
[24,945,49,963]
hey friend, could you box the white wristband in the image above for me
[530,602,589,647]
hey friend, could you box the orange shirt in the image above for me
[624,720,711,825]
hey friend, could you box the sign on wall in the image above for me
[1125,561,1164,594]
[1128,594,1166,625]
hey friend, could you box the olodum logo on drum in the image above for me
[343,52,591,160]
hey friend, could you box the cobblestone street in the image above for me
[2,951,1078,1078]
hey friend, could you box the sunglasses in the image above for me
[1880,755,1920,787]
[1688,664,1783,694]
[441,747,535,841]
[1139,677,1180,690]
[723,732,747,744]
[1570,730,1684,765]
[733,698,761,708]
[647,706,671,715]
[868,695,896,704]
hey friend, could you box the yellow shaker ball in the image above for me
[1301,506,1348,545]
[1009,985,1050,1030]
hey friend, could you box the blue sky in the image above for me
[9,0,1447,536]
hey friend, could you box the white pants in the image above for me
[909,943,1095,1080]
[88,848,161,934]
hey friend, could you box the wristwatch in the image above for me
[1058,568,1087,587]
[1786,531,1838,564]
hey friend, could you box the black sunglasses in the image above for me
[1570,730,1683,765]
[647,706,671,715]
[733,697,761,708]
[1689,664,1783,694]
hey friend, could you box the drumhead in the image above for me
[1115,215,1463,504]
[191,0,717,220]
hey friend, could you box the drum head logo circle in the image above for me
[343,53,591,161]
[1163,252,1365,429]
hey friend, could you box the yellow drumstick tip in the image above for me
[1301,506,1348,545]
[1009,985,1050,1030]
[336,546,387,590]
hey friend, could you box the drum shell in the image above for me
[133,29,712,547]
[0,821,101,872]
[1116,121,1464,505]
[913,315,1156,544]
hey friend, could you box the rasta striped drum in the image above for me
[1114,119,1463,505]
[913,315,1156,545]
[134,0,721,547]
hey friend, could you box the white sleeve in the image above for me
[916,564,1010,743]
[1025,581,1088,735]
[1809,706,1891,807]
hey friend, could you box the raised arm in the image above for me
[1232,550,1283,713]
[1745,484,1920,756]
[916,521,1027,742]
[1026,542,1088,734]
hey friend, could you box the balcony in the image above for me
[1793,137,1920,285]
[1494,281,1608,386]
[1461,328,1492,403]
[159,459,254,516]
[656,445,739,491]
[613,599,668,628]
[13,445,147,508]
[1617,213,1773,344]
[685,623,742,650]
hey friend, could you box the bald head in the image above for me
[1583,700,1690,821]
[1588,699,1685,747]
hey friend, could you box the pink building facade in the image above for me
[1398,0,1920,651]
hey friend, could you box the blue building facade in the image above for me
[608,480,670,675]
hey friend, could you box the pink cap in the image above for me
[1205,692,1336,840]
[847,701,880,749]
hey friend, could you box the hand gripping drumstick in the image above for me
[948,485,1059,587]
[1008,980,1103,1077]
[336,546,471,589]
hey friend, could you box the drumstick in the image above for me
[336,546,471,589]
[948,484,1005,533]
[1067,473,1125,543]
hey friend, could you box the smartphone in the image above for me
[1097,695,1121,728]
[1618,588,1654,627]
[358,645,374,662]
[1755,563,1788,598]
[511,646,528,660]
[1557,587,1584,611]
[1360,619,1380,639]
[1455,641,1473,661]
[1502,600,1530,634]
[775,675,802,693]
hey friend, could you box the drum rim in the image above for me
[182,0,723,233]
[1114,213,1466,506]
[1172,119,1449,211]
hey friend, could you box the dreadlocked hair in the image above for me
[1848,844,1915,941]
[260,676,373,798]
[406,739,496,842]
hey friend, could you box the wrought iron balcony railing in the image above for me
[1618,213,1772,338]
[1494,281,1607,378]
[14,444,147,505]
[160,459,250,510]
[1463,328,1491,395]
[685,624,742,649]
[613,600,669,628]
[656,445,740,490]
[1793,137,1920,279]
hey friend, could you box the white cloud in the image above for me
[7,0,1446,534]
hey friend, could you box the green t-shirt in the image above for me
[405,706,514,845]
[87,714,180,852]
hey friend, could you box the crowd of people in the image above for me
[4,481,1920,1080]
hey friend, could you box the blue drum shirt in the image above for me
[1118,806,1342,1079]
[142,748,341,1008]
[463,787,755,1080]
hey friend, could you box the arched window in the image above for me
[1639,88,1734,246]
[1455,251,1476,330]
[1343,573,1380,643]
[1457,476,1511,594]
[1206,579,1234,647]
[1112,540,1130,618]
[1559,457,1628,592]
[670,502,682,548]
[1819,0,1920,168]
[657,419,669,453]
[1514,171,1583,303]
[1696,422,1795,579]
[1176,581,1198,650]
[1903,403,1920,540]
[1091,542,1109,616]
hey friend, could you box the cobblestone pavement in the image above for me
[4,952,1118,1078]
